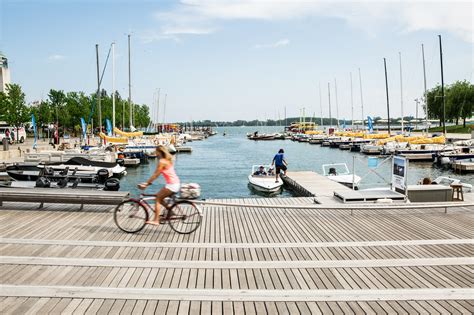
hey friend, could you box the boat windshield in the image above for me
[322,163,350,176]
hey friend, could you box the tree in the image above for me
[426,85,444,125]
[3,84,29,142]
[48,89,66,127]
[447,81,473,127]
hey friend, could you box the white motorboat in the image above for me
[248,165,283,193]
[432,176,472,192]
[322,163,361,188]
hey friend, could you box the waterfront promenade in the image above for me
[0,198,473,314]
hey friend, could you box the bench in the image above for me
[0,188,130,210]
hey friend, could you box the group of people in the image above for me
[253,148,288,183]
[4,128,14,143]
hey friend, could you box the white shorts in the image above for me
[165,183,181,193]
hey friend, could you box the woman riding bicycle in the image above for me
[138,145,180,225]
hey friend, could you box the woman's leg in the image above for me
[148,187,174,225]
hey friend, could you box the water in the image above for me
[120,126,473,199]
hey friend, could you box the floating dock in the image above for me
[0,198,472,313]
[453,160,474,173]
[281,171,351,203]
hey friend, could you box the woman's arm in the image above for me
[139,160,167,189]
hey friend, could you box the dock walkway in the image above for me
[282,171,351,204]
[1,198,473,314]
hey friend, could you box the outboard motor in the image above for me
[35,177,51,188]
[116,158,125,167]
[104,178,120,191]
[96,169,109,184]
[43,167,54,176]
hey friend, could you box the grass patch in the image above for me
[429,124,473,134]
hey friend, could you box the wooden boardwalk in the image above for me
[0,198,473,314]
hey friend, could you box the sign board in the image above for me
[392,155,408,194]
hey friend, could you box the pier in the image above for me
[1,198,473,314]
[281,171,351,203]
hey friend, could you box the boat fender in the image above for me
[104,178,120,191]
[116,158,125,167]
[57,178,68,188]
[96,168,110,184]
[35,177,51,188]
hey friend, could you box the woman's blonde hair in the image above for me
[156,145,173,163]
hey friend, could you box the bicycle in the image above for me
[114,191,203,234]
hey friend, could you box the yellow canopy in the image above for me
[113,127,143,137]
[99,132,128,144]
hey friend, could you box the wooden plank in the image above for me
[2,285,472,301]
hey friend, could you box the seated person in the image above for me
[422,177,432,185]
[267,167,275,176]
[253,166,267,176]
[328,167,337,175]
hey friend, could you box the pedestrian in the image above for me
[5,128,10,143]
[271,148,288,182]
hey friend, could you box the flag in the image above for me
[367,116,373,133]
[80,117,87,139]
[106,119,112,136]
[31,114,37,149]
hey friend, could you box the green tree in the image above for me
[48,89,66,128]
[447,81,473,127]
[3,84,29,142]
[426,85,444,125]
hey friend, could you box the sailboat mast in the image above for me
[95,44,102,135]
[350,72,354,130]
[112,42,115,132]
[334,78,339,129]
[163,93,167,126]
[438,35,446,135]
[384,58,391,135]
[328,82,332,127]
[156,88,160,132]
[358,68,364,129]
[399,52,404,133]
[319,83,323,127]
[422,44,428,133]
[128,34,132,129]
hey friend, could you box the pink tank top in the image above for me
[161,160,180,185]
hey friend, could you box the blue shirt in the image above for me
[273,153,284,166]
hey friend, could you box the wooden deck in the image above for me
[282,171,351,204]
[1,198,473,314]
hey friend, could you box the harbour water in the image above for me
[120,126,474,199]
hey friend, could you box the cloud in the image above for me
[154,0,473,43]
[48,54,65,61]
[255,38,290,49]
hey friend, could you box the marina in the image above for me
[1,1,473,313]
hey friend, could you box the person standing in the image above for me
[271,148,288,182]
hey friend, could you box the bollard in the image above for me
[2,138,9,151]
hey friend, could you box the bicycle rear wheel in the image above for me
[168,200,202,234]
[114,199,148,233]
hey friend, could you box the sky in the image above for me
[1,0,473,123]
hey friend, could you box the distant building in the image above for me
[0,51,11,93]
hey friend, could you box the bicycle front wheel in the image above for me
[168,200,202,234]
[114,199,148,233]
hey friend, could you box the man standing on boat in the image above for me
[271,149,288,182]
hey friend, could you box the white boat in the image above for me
[432,176,472,192]
[248,165,283,193]
[322,163,361,188]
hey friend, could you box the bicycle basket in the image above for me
[179,183,201,199]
